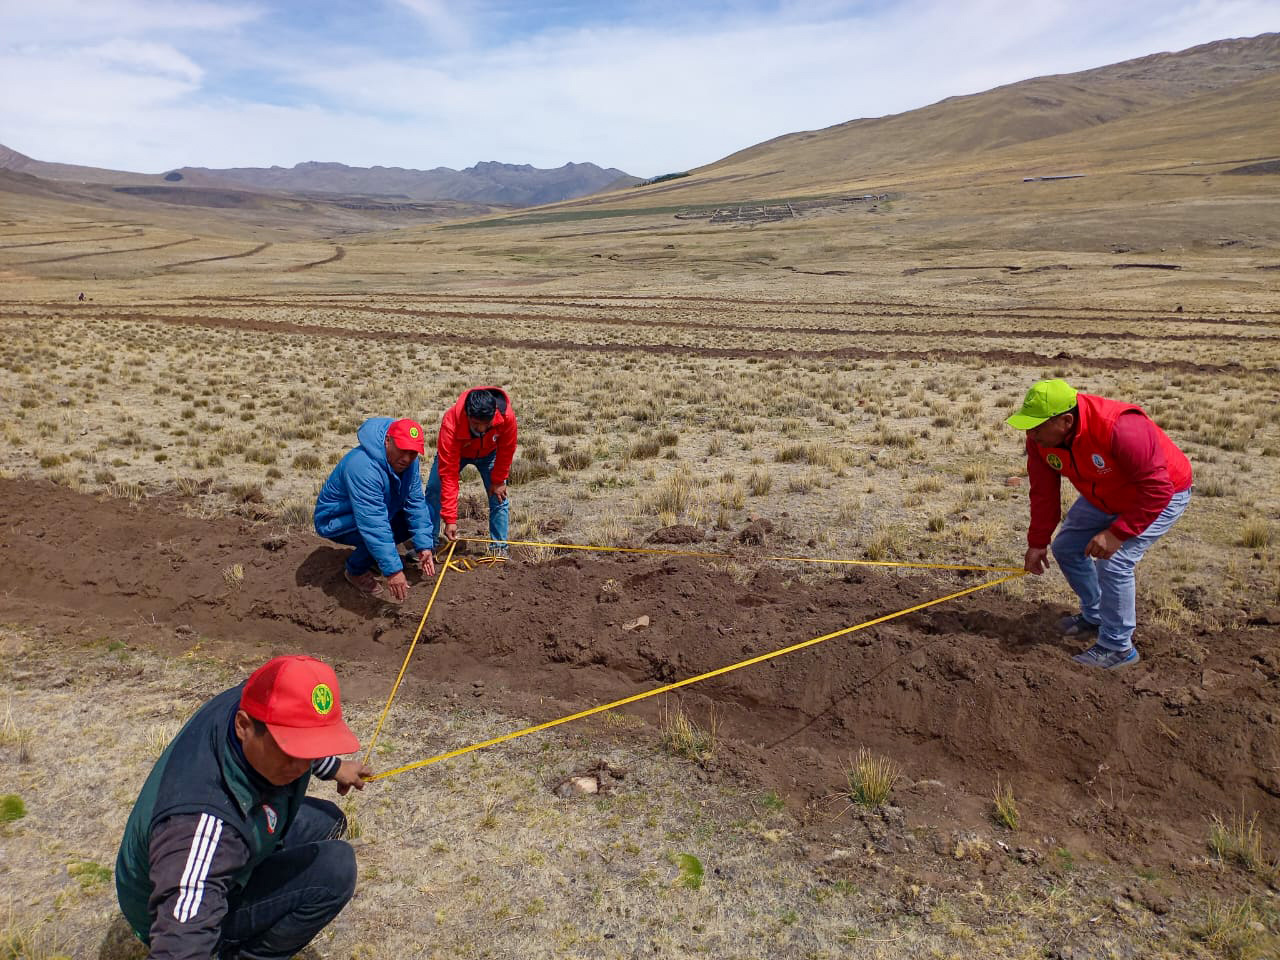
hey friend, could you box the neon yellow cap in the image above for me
[1006,379,1078,429]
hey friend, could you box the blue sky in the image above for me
[0,1,1274,177]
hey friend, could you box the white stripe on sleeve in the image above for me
[173,813,224,923]
[311,756,339,779]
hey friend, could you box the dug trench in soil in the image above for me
[3,477,1278,867]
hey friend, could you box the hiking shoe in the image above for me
[343,568,383,598]
[1071,643,1140,670]
[1058,614,1100,638]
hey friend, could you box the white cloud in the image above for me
[392,0,473,48]
[0,44,199,126]
[0,0,261,43]
[0,0,1275,176]
[86,39,205,82]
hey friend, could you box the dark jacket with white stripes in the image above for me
[115,683,341,959]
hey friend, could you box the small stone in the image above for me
[1201,669,1232,690]
[622,615,650,632]
[553,776,600,798]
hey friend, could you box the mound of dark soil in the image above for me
[647,524,704,544]
[3,478,1277,864]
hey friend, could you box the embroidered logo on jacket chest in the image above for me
[262,804,278,834]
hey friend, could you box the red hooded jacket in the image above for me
[436,387,518,525]
[1026,393,1192,548]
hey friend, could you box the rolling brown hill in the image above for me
[724,32,1280,167]
[0,166,505,240]
[558,32,1280,208]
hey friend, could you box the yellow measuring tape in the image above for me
[363,540,458,765]
[367,567,1025,782]
[442,554,507,572]
[455,535,1023,573]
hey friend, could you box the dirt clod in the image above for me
[647,525,704,544]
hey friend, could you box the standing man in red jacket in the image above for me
[1007,379,1193,669]
[424,386,518,562]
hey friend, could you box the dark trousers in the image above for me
[327,512,411,576]
[220,798,356,960]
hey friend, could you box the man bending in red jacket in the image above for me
[424,386,518,562]
[1007,379,1192,669]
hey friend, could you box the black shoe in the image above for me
[1058,614,1099,638]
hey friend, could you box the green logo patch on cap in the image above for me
[311,683,334,716]
[409,426,420,439]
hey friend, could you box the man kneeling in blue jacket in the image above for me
[314,417,436,602]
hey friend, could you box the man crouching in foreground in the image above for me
[115,655,373,959]
[1007,379,1193,669]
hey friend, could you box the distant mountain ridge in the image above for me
[0,145,638,207]
[176,159,639,205]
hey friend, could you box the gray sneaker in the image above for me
[1059,614,1099,638]
[1071,643,1140,669]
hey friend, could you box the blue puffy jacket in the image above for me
[313,417,432,575]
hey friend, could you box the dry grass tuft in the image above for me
[0,702,34,763]
[278,498,312,527]
[1191,896,1279,960]
[1209,810,1266,873]
[659,700,717,766]
[1241,520,1273,549]
[645,470,694,516]
[863,524,905,562]
[222,562,245,589]
[143,722,181,759]
[0,911,71,960]
[844,747,900,808]
[992,778,1020,831]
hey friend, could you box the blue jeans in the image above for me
[327,512,412,577]
[1050,490,1191,652]
[424,453,509,551]
[220,798,356,960]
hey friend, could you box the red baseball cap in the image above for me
[240,656,360,759]
[387,418,426,454]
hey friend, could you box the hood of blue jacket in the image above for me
[356,417,394,476]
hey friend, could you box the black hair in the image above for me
[248,716,268,736]
[464,389,501,420]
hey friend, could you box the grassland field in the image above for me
[1,177,1279,960]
